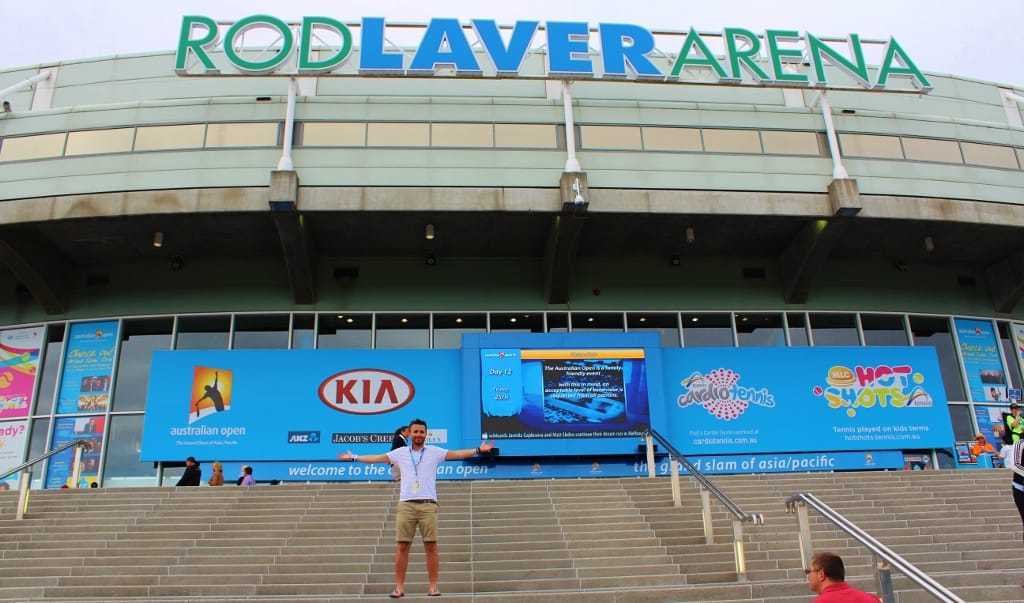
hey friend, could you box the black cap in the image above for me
[186,456,197,463]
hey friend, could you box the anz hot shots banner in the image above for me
[141,349,461,461]
[664,347,955,454]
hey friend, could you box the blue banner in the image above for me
[141,349,462,461]
[210,450,902,482]
[954,318,1008,402]
[664,347,955,454]
[45,415,104,488]
[56,321,119,414]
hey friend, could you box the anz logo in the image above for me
[287,431,321,444]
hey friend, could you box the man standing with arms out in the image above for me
[338,419,492,598]
[805,552,880,602]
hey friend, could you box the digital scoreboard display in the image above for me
[480,348,651,440]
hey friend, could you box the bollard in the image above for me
[874,555,896,603]
[15,470,30,520]
[669,458,681,507]
[645,434,655,478]
[732,519,747,582]
[795,501,814,571]
[69,445,84,488]
[701,487,714,544]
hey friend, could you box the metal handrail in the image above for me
[0,439,90,481]
[646,429,764,524]
[4,439,93,521]
[786,492,965,603]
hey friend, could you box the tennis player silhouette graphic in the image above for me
[193,371,225,418]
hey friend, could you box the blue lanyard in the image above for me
[409,446,424,478]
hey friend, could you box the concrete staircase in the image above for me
[0,469,1019,602]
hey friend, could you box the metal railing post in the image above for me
[15,470,30,520]
[669,458,681,507]
[732,519,747,582]
[875,556,896,603]
[69,445,84,488]
[795,500,814,571]
[701,486,714,544]
[644,434,656,478]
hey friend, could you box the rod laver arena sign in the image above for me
[175,16,932,91]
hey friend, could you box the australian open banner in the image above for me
[664,346,954,454]
[141,349,462,461]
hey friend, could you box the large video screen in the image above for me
[480,348,651,439]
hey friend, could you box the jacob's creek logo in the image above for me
[318,369,415,414]
[812,364,933,417]
[677,368,775,421]
[287,431,320,444]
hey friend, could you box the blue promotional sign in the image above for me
[664,347,954,454]
[480,348,650,439]
[141,349,462,461]
[213,450,902,483]
[954,318,1008,402]
[56,321,119,414]
[45,415,104,488]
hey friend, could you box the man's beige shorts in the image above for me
[395,501,439,543]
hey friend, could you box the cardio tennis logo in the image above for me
[813,364,933,417]
[677,368,775,421]
[318,369,415,414]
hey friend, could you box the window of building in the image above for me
[810,313,860,346]
[205,122,279,147]
[102,415,156,487]
[175,315,230,350]
[900,137,963,164]
[786,313,809,346]
[547,313,569,333]
[433,314,486,348]
[701,129,762,154]
[112,318,172,411]
[640,127,702,152]
[27,418,50,489]
[682,313,734,347]
[133,124,206,151]
[64,128,134,156]
[627,313,680,347]
[579,125,643,150]
[34,324,65,415]
[431,123,493,148]
[0,132,66,162]
[489,313,543,333]
[960,142,1019,169]
[861,314,909,346]
[997,322,1023,389]
[571,313,624,332]
[367,122,430,147]
[375,314,429,348]
[838,133,904,159]
[316,314,371,349]
[761,131,821,156]
[301,122,366,146]
[910,316,966,401]
[493,124,558,148]
[292,314,315,349]
[232,314,289,349]
[736,313,785,347]
[948,404,975,442]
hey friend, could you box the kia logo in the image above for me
[318,369,415,414]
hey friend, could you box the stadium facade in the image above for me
[1,18,1023,488]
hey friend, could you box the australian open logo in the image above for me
[813,365,932,418]
[189,367,233,424]
[677,368,775,421]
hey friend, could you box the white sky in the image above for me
[1,0,1021,86]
